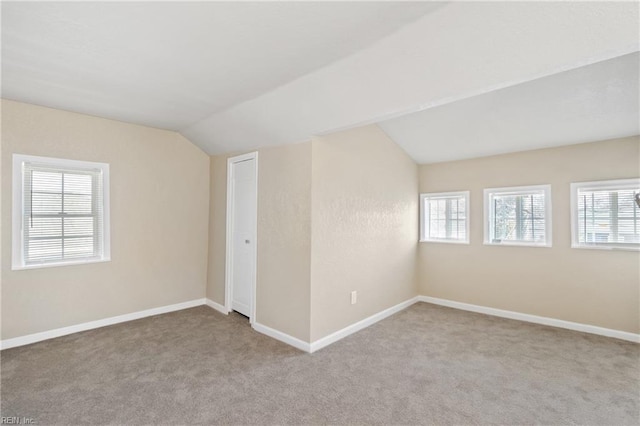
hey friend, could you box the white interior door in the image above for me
[229,157,257,318]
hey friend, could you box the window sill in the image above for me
[571,244,639,252]
[12,257,111,271]
[419,239,469,245]
[483,241,552,248]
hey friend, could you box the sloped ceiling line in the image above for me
[2,2,638,162]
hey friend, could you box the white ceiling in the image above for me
[379,53,640,164]
[1,1,439,130]
[2,2,639,162]
[181,1,639,155]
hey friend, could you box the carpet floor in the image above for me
[1,302,638,425]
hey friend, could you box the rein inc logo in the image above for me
[0,418,35,425]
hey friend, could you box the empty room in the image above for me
[1,1,639,425]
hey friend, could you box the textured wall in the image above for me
[256,143,312,341]
[206,143,312,342]
[418,136,640,334]
[1,100,210,340]
[310,125,419,341]
[207,127,418,343]
[206,154,229,305]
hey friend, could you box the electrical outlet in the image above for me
[351,291,357,305]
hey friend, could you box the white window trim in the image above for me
[12,154,111,270]
[420,191,470,244]
[483,184,552,248]
[570,178,640,251]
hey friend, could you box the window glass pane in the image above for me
[13,154,109,269]
[32,170,62,193]
[422,192,469,242]
[576,184,639,248]
[28,217,62,238]
[487,187,549,246]
[31,192,62,215]
[27,239,63,262]
[22,163,104,265]
[64,173,92,195]
[64,194,93,214]
[429,199,447,239]
[493,194,546,242]
[64,217,95,237]
[64,237,95,258]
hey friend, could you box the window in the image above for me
[12,154,110,269]
[484,185,551,247]
[420,191,469,243]
[571,178,640,250]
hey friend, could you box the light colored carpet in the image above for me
[1,302,638,425]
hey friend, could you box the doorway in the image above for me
[225,152,258,323]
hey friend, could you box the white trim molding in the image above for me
[570,178,640,251]
[419,296,640,343]
[6,294,634,353]
[252,322,311,353]
[253,296,422,353]
[1,298,207,350]
[310,296,421,353]
[484,184,552,248]
[225,151,259,323]
[205,298,229,315]
[12,153,111,270]
[420,191,470,244]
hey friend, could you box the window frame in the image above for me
[570,178,640,251]
[12,154,111,270]
[483,184,552,248]
[420,191,470,244]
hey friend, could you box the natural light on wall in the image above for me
[12,154,111,270]
[571,178,640,250]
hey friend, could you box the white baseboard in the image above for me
[419,296,640,343]
[205,298,229,315]
[309,296,420,353]
[0,298,207,350]
[252,297,421,353]
[252,322,311,353]
[6,293,633,352]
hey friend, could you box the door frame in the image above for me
[225,151,259,324]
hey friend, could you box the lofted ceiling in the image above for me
[2,2,639,163]
[1,1,440,130]
[379,53,640,164]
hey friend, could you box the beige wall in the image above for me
[207,126,418,343]
[310,125,419,341]
[207,154,228,305]
[206,143,312,342]
[419,136,640,334]
[1,100,210,340]
[256,143,312,341]
[10,98,631,346]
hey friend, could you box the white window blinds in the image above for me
[485,185,551,247]
[420,192,469,243]
[13,154,110,269]
[572,179,640,250]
